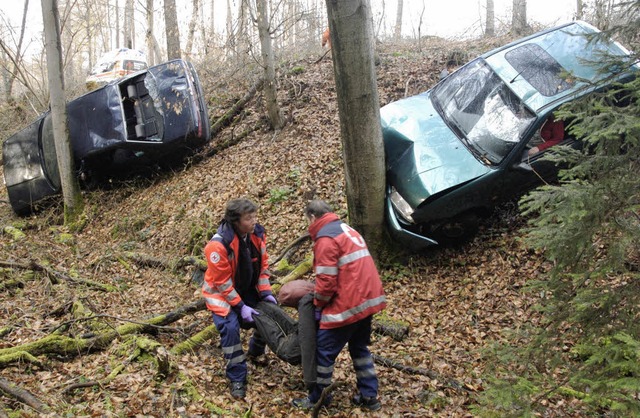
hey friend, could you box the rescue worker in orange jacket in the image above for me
[202,198,276,399]
[292,200,386,411]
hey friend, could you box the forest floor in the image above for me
[0,36,564,417]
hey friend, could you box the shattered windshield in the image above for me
[432,59,535,164]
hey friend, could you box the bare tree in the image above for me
[511,0,527,35]
[3,0,30,99]
[41,0,84,223]
[256,0,284,130]
[145,0,159,65]
[394,0,403,39]
[185,0,200,57]
[325,0,385,253]
[576,0,584,20]
[486,0,495,37]
[165,0,181,59]
[124,0,134,48]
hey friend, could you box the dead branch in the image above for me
[314,48,331,64]
[0,377,50,413]
[312,381,345,417]
[269,232,310,267]
[372,354,470,393]
[0,300,206,369]
[0,259,115,291]
[210,78,264,137]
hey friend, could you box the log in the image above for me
[170,325,218,355]
[0,300,206,369]
[372,316,410,341]
[209,78,264,137]
[0,377,49,413]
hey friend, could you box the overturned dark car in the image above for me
[3,59,211,215]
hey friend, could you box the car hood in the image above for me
[381,91,491,208]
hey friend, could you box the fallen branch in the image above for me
[0,300,206,369]
[209,78,264,137]
[372,354,470,393]
[269,233,310,267]
[0,259,116,291]
[0,377,49,413]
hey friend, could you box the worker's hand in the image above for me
[528,146,540,156]
[240,305,259,323]
[263,294,277,304]
[314,309,322,321]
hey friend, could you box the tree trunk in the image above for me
[145,0,156,65]
[485,0,495,37]
[257,0,285,130]
[164,0,181,59]
[511,0,527,35]
[576,0,583,20]
[124,0,134,49]
[185,0,200,58]
[5,0,30,99]
[394,0,403,40]
[115,0,120,49]
[41,0,84,224]
[325,0,386,256]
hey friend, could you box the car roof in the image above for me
[483,21,635,113]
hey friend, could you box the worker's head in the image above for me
[304,200,332,223]
[225,198,258,235]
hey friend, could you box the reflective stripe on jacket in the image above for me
[202,221,271,316]
[309,213,386,329]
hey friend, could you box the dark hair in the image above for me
[305,200,332,218]
[224,198,258,224]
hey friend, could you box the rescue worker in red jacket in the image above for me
[292,200,386,411]
[202,198,276,399]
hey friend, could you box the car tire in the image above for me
[432,212,479,245]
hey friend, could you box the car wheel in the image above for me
[432,212,479,245]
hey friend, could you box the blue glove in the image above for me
[314,309,322,321]
[263,294,277,304]
[240,305,259,323]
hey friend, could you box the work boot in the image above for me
[230,381,246,399]
[352,393,381,411]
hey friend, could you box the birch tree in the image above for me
[325,0,385,253]
[41,0,84,224]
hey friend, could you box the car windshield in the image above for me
[432,59,535,164]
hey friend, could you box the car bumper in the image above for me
[385,189,438,249]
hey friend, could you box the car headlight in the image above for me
[389,187,415,223]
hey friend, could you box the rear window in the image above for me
[505,44,574,97]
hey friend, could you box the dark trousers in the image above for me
[309,316,378,402]
[212,310,266,382]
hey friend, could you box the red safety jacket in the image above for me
[202,221,271,316]
[309,213,386,329]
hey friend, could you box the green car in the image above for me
[383,21,637,248]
